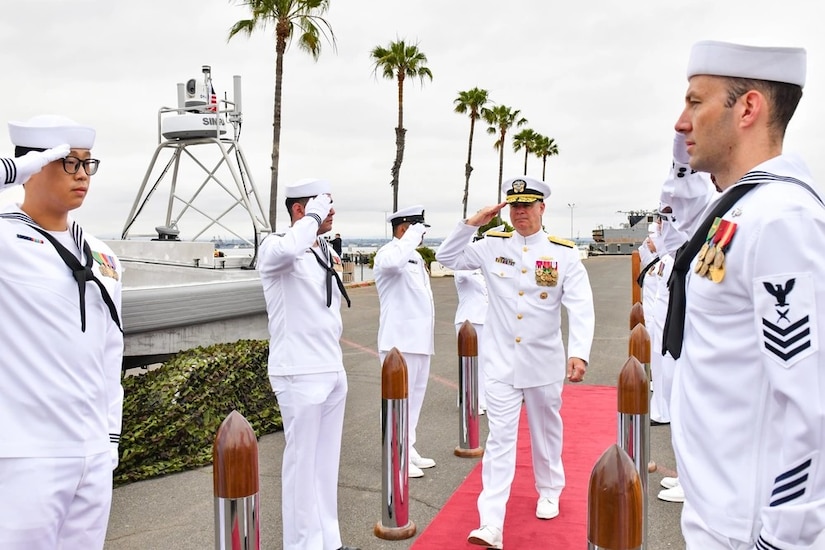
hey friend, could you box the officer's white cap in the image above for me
[8,114,95,150]
[502,176,550,204]
[284,178,331,199]
[387,205,428,227]
[687,41,806,87]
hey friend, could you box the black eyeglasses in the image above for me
[62,156,100,176]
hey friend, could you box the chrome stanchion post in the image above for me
[374,348,417,540]
[213,410,260,550]
[617,355,650,550]
[455,320,484,458]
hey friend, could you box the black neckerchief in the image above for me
[309,244,351,308]
[0,212,122,332]
[637,256,660,288]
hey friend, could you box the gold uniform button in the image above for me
[523,246,528,252]
[519,291,524,296]
[521,268,527,274]
[500,271,505,277]
[515,337,521,343]
[517,313,523,319]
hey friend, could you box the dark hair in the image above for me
[724,77,803,138]
[14,146,46,158]
[285,197,310,222]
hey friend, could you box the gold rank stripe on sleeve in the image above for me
[548,235,575,248]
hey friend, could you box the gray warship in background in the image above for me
[590,210,657,255]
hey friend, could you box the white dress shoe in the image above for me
[657,483,685,503]
[536,497,559,519]
[408,463,424,478]
[410,455,436,469]
[660,476,679,489]
[467,525,503,549]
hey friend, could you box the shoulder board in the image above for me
[485,231,512,238]
[548,235,575,248]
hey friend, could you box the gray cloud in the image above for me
[2,0,823,242]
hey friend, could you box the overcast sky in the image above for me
[2,0,823,241]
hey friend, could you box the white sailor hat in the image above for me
[284,177,331,199]
[8,114,95,151]
[687,41,806,87]
[387,205,428,227]
[502,176,550,203]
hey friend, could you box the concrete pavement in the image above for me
[105,255,685,549]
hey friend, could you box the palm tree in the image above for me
[482,105,527,204]
[512,128,539,176]
[228,0,335,231]
[533,135,560,180]
[453,87,490,218]
[370,39,433,212]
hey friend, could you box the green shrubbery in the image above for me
[116,339,281,486]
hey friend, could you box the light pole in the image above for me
[567,203,576,242]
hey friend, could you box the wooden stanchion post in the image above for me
[374,348,417,540]
[587,444,644,549]
[631,249,641,306]
[618,356,650,550]
[629,302,645,330]
[456,320,483,458]
[213,410,260,550]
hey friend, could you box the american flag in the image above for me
[208,82,217,112]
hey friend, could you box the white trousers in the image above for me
[651,352,675,423]
[477,379,565,530]
[271,371,347,550]
[0,452,112,549]
[455,322,487,411]
[379,351,430,453]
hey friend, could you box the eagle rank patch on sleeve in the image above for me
[755,272,817,367]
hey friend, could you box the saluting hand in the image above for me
[567,357,587,383]
[466,202,507,227]
[4,143,70,187]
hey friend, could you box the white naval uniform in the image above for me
[454,269,489,411]
[436,223,594,532]
[638,241,659,331]
[666,155,825,547]
[0,205,123,550]
[258,215,348,550]
[374,228,435,456]
[649,253,674,423]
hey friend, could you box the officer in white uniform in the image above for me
[0,115,123,550]
[374,205,436,478]
[436,176,594,549]
[661,42,825,548]
[258,178,359,550]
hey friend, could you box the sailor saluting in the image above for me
[0,115,124,549]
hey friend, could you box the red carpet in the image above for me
[411,384,617,549]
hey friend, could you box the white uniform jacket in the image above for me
[454,269,488,326]
[374,231,435,355]
[436,223,594,388]
[669,155,825,546]
[0,205,123,459]
[258,217,344,376]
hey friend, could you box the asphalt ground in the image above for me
[105,255,685,549]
